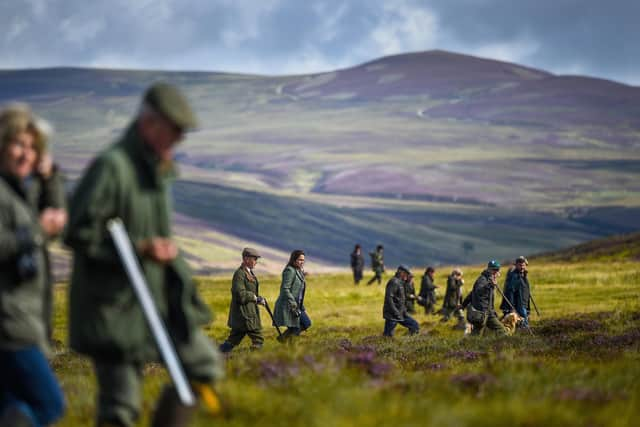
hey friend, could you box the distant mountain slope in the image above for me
[534,232,640,263]
[2,49,639,267]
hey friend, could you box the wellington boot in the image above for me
[150,386,196,427]
[0,406,35,427]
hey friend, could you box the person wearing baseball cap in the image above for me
[465,260,507,336]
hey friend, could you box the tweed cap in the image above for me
[143,82,198,130]
[242,247,261,258]
[515,256,529,265]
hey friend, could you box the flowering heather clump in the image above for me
[556,388,622,404]
[346,350,393,378]
[450,373,496,396]
[445,350,486,362]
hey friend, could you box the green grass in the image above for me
[51,258,640,427]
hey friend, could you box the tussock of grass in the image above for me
[52,259,639,426]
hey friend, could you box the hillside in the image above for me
[534,231,640,263]
[2,49,639,267]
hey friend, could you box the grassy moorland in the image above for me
[50,236,640,427]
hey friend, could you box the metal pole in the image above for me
[529,294,541,317]
[263,301,282,337]
[107,218,195,406]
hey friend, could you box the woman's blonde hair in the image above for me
[0,103,49,157]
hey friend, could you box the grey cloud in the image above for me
[0,0,638,84]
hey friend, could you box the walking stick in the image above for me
[529,294,541,317]
[262,300,282,337]
[107,218,195,406]
[493,283,534,336]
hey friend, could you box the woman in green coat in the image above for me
[0,105,66,426]
[273,250,311,341]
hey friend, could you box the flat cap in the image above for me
[515,256,529,265]
[242,247,261,258]
[143,82,198,130]
[397,264,412,275]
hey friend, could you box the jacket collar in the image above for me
[0,172,28,200]
[120,123,177,188]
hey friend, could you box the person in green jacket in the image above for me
[219,247,266,353]
[404,273,417,314]
[466,260,508,336]
[273,250,311,342]
[418,267,437,314]
[366,244,385,285]
[383,265,419,337]
[0,105,66,426]
[440,268,466,329]
[64,83,224,427]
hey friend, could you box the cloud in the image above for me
[0,0,638,85]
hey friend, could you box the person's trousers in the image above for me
[220,328,264,352]
[367,270,383,285]
[280,311,312,340]
[93,330,223,427]
[383,316,419,337]
[0,346,65,427]
[471,313,507,336]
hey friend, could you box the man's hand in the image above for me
[256,296,267,306]
[39,208,67,237]
[137,238,178,264]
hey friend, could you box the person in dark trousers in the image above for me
[367,244,385,285]
[350,244,365,285]
[440,268,466,329]
[500,256,531,328]
[466,260,508,336]
[418,267,438,314]
[219,248,266,353]
[0,105,67,427]
[273,250,312,341]
[65,83,224,427]
[383,265,419,337]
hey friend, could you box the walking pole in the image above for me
[529,294,541,317]
[107,218,195,406]
[494,284,534,336]
[262,300,282,337]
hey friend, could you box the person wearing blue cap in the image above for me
[382,265,420,337]
[465,260,507,336]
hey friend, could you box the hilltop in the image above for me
[2,49,639,268]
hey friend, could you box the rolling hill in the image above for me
[1,50,639,271]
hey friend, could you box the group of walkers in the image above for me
[378,256,533,337]
[0,82,534,427]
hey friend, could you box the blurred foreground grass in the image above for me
[51,260,639,427]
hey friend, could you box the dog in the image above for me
[501,312,522,335]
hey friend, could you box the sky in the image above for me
[1,0,638,85]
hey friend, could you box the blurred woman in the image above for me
[273,250,311,341]
[0,105,67,426]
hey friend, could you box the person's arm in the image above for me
[281,266,297,310]
[63,156,120,263]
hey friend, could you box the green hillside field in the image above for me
[50,247,639,426]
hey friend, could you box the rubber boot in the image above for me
[150,386,196,427]
[0,406,35,427]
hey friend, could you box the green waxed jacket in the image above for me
[383,276,407,321]
[0,170,65,353]
[443,274,464,309]
[227,266,261,331]
[64,123,211,363]
[273,266,306,328]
